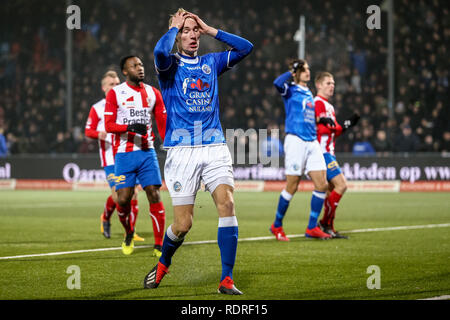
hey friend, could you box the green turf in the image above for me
[0,190,449,300]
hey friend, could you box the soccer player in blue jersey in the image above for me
[143,9,253,295]
[269,59,332,241]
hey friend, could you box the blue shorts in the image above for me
[104,165,140,188]
[103,165,117,188]
[323,153,342,182]
[114,149,162,190]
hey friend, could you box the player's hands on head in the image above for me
[318,117,336,128]
[127,123,147,136]
[170,11,190,30]
[187,12,218,37]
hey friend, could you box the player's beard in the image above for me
[130,74,144,85]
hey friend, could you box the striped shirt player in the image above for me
[314,94,344,180]
[314,71,359,239]
[84,71,142,241]
[104,55,167,257]
[105,82,166,156]
[85,98,116,185]
[269,59,331,241]
[143,10,253,295]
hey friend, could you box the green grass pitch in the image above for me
[0,190,449,300]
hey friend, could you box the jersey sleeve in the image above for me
[85,106,100,139]
[334,122,344,138]
[152,87,167,142]
[213,30,253,75]
[273,71,292,97]
[154,27,178,74]
[315,100,327,119]
[104,89,128,133]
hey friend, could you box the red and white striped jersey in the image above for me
[314,95,343,156]
[105,82,166,154]
[85,99,115,167]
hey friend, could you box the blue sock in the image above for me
[307,191,326,229]
[217,216,239,281]
[274,190,293,228]
[159,225,184,268]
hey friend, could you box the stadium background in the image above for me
[0,0,449,304]
[0,0,449,156]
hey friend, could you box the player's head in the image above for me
[170,8,200,57]
[290,59,310,85]
[315,71,335,99]
[120,55,145,84]
[101,70,120,96]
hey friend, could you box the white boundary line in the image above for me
[1,223,449,260]
[417,295,450,300]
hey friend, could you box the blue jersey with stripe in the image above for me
[154,28,253,147]
[273,71,317,141]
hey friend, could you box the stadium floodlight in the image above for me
[293,15,305,59]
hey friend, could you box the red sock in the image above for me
[102,195,116,221]
[150,202,166,246]
[323,191,342,229]
[321,198,331,226]
[129,199,139,230]
[117,204,133,234]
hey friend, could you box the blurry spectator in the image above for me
[350,48,367,77]
[352,141,375,156]
[373,129,391,154]
[350,68,362,94]
[394,125,420,153]
[0,127,7,157]
[419,134,438,152]
[352,127,375,155]
[49,131,67,154]
[440,131,450,153]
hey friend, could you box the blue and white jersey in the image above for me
[273,71,317,141]
[154,28,253,147]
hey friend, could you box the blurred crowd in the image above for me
[0,0,448,157]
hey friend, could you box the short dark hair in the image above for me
[120,55,138,71]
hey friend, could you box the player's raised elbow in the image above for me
[273,79,283,92]
[241,40,254,56]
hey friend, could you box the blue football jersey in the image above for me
[156,52,228,147]
[154,28,253,148]
[274,71,317,141]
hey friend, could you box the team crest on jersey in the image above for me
[173,181,182,192]
[182,78,210,94]
[201,64,211,75]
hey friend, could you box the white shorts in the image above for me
[164,144,234,206]
[284,134,326,176]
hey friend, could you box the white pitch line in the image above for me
[0,223,449,260]
[418,295,450,300]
